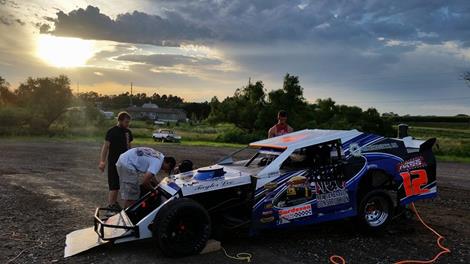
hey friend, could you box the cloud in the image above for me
[0,14,25,26]
[41,5,212,46]
[1,0,469,115]
[40,1,470,54]
[115,53,222,67]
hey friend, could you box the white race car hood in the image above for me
[159,166,252,196]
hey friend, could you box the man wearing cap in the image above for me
[116,147,176,207]
[268,110,294,138]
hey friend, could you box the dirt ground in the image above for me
[0,140,469,264]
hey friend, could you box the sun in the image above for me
[37,35,95,68]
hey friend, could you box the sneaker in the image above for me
[105,203,122,217]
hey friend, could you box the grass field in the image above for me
[3,120,469,163]
[405,123,470,163]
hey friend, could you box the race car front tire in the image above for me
[153,198,211,257]
[356,189,393,233]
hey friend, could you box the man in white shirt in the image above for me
[116,147,176,207]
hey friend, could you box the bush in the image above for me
[0,106,29,127]
[216,127,264,144]
[0,107,30,135]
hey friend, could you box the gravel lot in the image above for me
[0,140,469,264]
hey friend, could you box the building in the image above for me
[126,103,187,122]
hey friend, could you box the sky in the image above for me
[1,0,470,115]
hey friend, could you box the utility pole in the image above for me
[76,81,80,95]
[130,82,133,106]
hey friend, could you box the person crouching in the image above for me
[116,147,176,208]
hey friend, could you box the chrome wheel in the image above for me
[364,197,389,227]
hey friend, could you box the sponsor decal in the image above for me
[349,143,361,157]
[192,179,235,192]
[315,180,344,194]
[279,204,312,220]
[267,171,281,177]
[362,142,399,152]
[315,181,350,208]
[397,156,427,172]
[317,189,350,208]
[399,169,430,197]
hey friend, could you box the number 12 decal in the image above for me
[399,169,429,197]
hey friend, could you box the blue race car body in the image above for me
[65,129,438,257]
[245,129,437,230]
[155,129,437,238]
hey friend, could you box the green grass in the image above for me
[133,137,244,148]
[3,121,469,163]
[1,135,244,149]
[407,121,470,130]
[436,155,470,164]
[407,125,470,160]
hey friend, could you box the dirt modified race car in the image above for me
[65,128,437,257]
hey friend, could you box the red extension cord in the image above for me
[329,203,451,264]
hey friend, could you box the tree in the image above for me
[314,98,337,125]
[16,75,73,131]
[183,102,211,121]
[208,81,267,131]
[0,76,16,106]
[267,74,312,129]
[78,91,100,103]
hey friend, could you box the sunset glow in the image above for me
[37,35,95,68]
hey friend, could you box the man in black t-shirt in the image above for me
[98,112,133,210]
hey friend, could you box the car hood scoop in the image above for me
[193,165,226,181]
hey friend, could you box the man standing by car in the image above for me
[116,147,176,207]
[268,110,294,138]
[98,112,133,211]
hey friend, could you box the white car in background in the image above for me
[152,129,182,142]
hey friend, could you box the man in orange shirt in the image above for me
[268,110,294,138]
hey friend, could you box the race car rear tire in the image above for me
[356,190,393,233]
[153,198,211,257]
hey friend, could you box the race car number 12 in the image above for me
[399,169,429,197]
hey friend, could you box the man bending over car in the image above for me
[116,147,176,207]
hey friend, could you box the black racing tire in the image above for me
[153,137,157,142]
[356,189,393,233]
[153,198,211,257]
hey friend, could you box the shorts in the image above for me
[116,162,140,201]
[107,160,120,191]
